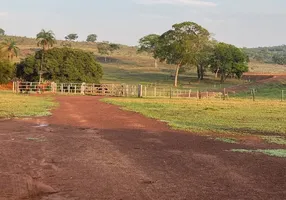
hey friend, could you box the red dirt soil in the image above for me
[0,96,285,200]
[0,82,13,90]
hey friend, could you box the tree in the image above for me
[0,38,20,61]
[0,28,5,36]
[97,42,120,62]
[86,34,97,42]
[138,34,160,68]
[109,43,120,54]
[155,22,210,87]
[65,33,78,41]
[0,60,14,84]
[16,47,103,83]
[210,42,249,83]
[36,29,56,82]
[272,54,286,65]
[194,41,215,80]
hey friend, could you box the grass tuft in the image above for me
[262,136,286,145]
[231,149,286,158]
[215,138,238,144]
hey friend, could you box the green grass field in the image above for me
[103,98,286,136]
[0,91,56,118]
[232,81,286,100]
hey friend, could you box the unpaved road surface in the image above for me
[0,96,285,200]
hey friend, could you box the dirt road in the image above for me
[0,96,285,200]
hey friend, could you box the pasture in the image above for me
[103,98,286,137]
[0,91,55,118]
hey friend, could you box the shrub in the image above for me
[16,47,103,83]
[0,60,14,84]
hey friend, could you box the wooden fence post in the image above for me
[61,84,63,93]
[154,87,157,97]
[126,85,129,97]
[138,84,143,98]
[81,83,86,95]
[170,87,172,99]
[188,89,191,98]
[252,89,255,101]
[223,88,226,100]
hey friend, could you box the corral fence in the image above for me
[13,81,285,101]
[12,81,224,99]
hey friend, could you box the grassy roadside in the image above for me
[103,98,286,136]
[0,91,56,118]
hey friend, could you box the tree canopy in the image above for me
[97,42,120,62]
[36,30,56,51]
[272,54,286,65]
[138,34,160,68]
[0,60,14,84]
[155,21,211,87]
[86,34,97,42]
[138,34,160,54]
[65,33,78,41]
[0,28,5,36]
[243,45,286,64]
[210,42,248,83]
[0,38,19,61]
[16,47,103,83]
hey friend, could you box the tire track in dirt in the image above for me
[0,96,285,200]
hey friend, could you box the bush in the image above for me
[0,60,14,84]
[16,47,103,83]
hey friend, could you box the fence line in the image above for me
[12,82,286,101]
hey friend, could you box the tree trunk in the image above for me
[174,64,180,87]
[220,73,226,83]
[197,65,204,80]
[197,66,201,80]
[154,59,158,68]
[215,68,219,78]
[39,52,44,83]
[200,65,204,80]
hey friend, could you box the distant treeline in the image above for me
[243,45,286,65]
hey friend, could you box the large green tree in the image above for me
[86,34,97,42]
[210,42,248,83]
[16,47,103,83]
[155,22,210,87]
[36,29,57,82]
[0,38,19,61]
[138,34,160,68]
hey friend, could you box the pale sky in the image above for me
[0,0,285,47]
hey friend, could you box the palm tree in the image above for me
[36,29,56,82]
[0,38,19,61]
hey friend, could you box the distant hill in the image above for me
[0,35,141,59]
[243,45,286,64]
[1,35,286,74]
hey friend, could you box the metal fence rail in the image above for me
[11,82,237,100]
